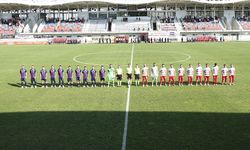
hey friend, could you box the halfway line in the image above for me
[121,43,134,150]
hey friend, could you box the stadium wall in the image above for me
[2,31,250,45]
[0,38,48,45]
[239,34,250,41]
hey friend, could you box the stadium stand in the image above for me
[41,18,84,32]
[0,24,16,35]
[0,17,25,37]
[237,16,250,30]
[239,21,250,30]
[182,16,223,31]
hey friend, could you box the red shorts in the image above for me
[204,76,210,82]
[169,76,175,84]
[188,76,193,82]
[196,76,202,81]
[213,75,218,83]
[178,76,184,83]
[222,76,227,82]
[142,76,148,81]
[229,75,235,82]
[222,76,227,80]
[169,76,175,80]
[160,76,166,82]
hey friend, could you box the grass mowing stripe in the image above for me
[121,43,134,150]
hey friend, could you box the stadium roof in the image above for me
[0,0,249,6]
[0,0,249,10]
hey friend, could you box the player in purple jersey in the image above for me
[67,66,73,87]
[50,65,56,87]
[75,65,81,87]
[99,65,106,87]
[82,66,89,87]
[40,66,48,88]
[20,65,27,88]
[90,66,97,87]
[30,65,37,88]
[58,65,64,88]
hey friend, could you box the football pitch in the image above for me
[0,42,250,150]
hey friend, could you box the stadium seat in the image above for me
[183,22,223,31]
[239,21,250,30]
[0,17,24,36]
[41,20,84,33]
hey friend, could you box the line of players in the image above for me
[19,63,236,88]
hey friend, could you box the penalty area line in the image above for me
[121,43,134,150]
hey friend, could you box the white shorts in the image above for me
[151,76,158,80]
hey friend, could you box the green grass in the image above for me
[0,42,250,150]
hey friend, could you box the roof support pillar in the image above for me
[204,4,206,17]
[155,3,157,20]
[165,3,167,17]
[68,7,70,20]
[97,4,99,19]
[58,7,60,19]
[107,4,109,19]
[213,5,215,17]
[195,4,197,16]
[242,4,244,17]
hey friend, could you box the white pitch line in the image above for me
[73,50,191,66]
[121,43,134,150]
[169,52,192,64]
[72,52,131,66]
[73,53,103,66]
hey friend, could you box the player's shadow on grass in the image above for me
[0,111,249,150]
[8,83,22,87]
[9,81,221,88]
[8,83,43,88]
